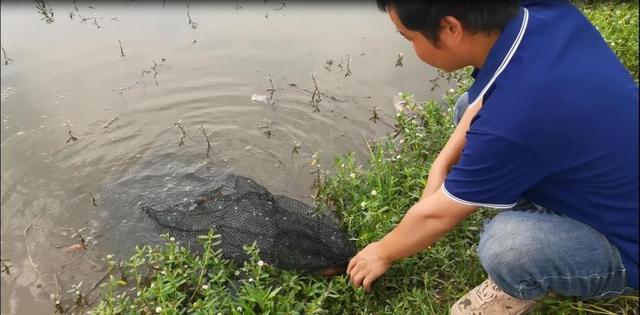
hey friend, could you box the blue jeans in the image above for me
[453,93,635,299]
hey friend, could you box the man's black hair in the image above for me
[376,0,520,44]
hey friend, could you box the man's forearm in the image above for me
[377,197,463,262]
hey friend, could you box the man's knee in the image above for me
[476,210,631,299]
[477,212,550,299]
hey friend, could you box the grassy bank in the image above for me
[90,2,638,314]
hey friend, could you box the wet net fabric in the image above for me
[140,173,356,275]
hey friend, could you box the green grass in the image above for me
[90,2,639,314]
[91,233,344,315]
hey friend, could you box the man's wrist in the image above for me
[377,236,399,263]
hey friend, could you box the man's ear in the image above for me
[439,16,464,45]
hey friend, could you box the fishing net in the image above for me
[139,172,356,275]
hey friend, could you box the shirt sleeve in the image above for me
[443,129,551,208]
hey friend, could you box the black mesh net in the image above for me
[140,173,356,275]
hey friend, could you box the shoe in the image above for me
[451,278,536,315]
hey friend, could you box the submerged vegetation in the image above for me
[85,2,640,314]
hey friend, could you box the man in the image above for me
[346,1,639,314]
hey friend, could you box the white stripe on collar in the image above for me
[469,8,530,108]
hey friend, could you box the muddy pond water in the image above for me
[0,1,446,313]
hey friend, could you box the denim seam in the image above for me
[515,267,627,299]
[516,283,537,300]
[591,288,631,299]
[535,267,626,282]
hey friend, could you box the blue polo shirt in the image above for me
[442,0,639,289]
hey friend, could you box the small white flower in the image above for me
[75,290,81,295]
[257,260,264,267]
[237,307,243,311]
[340,163,345,168]
[248,278,254,282]
[155,306,162,313]
[169,237,175,242]
[371,190,377,196]
[234,271,240,276]
[448,88,455,94]
[396,112,401,117]
[349,173,356,179]
[137,291,141,297]
[106,254,113,259]
[202,284,209,290]
[396,155,401,159]
[360,201,366,208]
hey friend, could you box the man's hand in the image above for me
[346,190,477,292]
[347,241,392,292]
